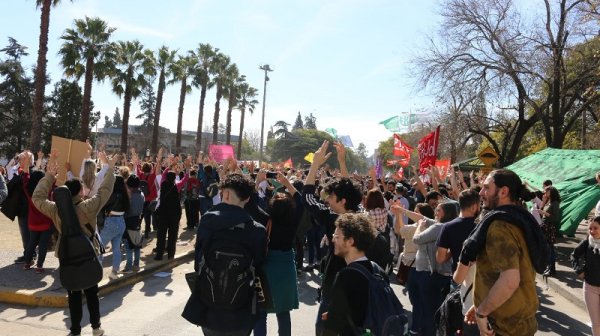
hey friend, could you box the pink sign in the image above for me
[208,144,235,163]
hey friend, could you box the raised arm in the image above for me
[333,142,349,178]
[305,140,332,186]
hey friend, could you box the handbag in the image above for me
[396,259,415,286]
[127,229,143,248]
[147,199,158,213]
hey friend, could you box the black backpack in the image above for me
[435,284,473,336]
[197,221,256,310]
[138,178,150,197]
[347,262,408,336]
[55,186,103,291]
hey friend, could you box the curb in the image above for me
[0,250,194,308]
[536,273,586,312]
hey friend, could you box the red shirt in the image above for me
[22,172,53,232]
[137,166,157,201]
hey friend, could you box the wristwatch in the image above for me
[475,309,487,319]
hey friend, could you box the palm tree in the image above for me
[151,45,176,154]
[190,43,216,151]
[31,0,66,152]
[59,16,116,141]
[236,82,259,159]
[223,64,240,145]
[111,40,155,153]
[210,52,231,144]
[170,53,197,153]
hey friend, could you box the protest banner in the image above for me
[50,136,90,185]
[417,126,440,174]
[208,144,235,163]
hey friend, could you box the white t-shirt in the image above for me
[595,199,600,217]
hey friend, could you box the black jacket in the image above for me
[156,181,181,216]
[572,239,600,286]
[184,202,267,332]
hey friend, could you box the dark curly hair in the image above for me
[323,177,362,212]
[335,213,376,252]
[220,173,255,201]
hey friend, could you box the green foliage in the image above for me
[304,113,317,129]
[0,38,33,157]
[292,111,304,130]
[42,79,82,152]
[239,136,258,159]
[137,80,156,131]
[112,107,121,126]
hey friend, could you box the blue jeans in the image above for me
[25,228,53,267]
[411,270,434,336]
[253,310,291,336]
[100,216,125,272]
[124,240,140,270]
[306,225,324,265]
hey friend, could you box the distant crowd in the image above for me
[0,141,599,336]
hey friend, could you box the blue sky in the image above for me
[1,0,443,155]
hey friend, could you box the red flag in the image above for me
[284,157,293,168]
[398,158,410,167]
[435,159,451,178]
[417,126,440,175]
[393,134,413,157]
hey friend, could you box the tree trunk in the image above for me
[120,67,133,153]
[237,107,246,159]
[80,56,95,142]
[152,69,166,154]
[195,84,207,150]
[225,92,234,145]
[176,77,186,153]
[30,0,51,152]
[212,85,222,144]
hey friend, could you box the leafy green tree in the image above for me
[137,78,156,132]
[222,64,240,145]
[0,38,33,157]
[112,107,121,127]
[210,52,231,143]
[170,53,196,152]
[111,40,155,153]
[42,79,82,152]
[31,0,66,152]
[292,111,304,130]
[304,113,317,129]
[273,120,291,139]
[151,45,176,154]
[239,136,258,159]
[59,16,116,141]
[236,82,259,159]
[104,115,112,128]
[190,43,216,151]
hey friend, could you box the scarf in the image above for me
[459,204,550,274]
[588,235,600,254]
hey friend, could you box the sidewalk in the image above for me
[0,214,195,308]
[538,218,591,311]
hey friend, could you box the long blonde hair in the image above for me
[81,159,97,191]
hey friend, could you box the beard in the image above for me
[483,191,499,210]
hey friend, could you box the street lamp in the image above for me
[258,64,273,166]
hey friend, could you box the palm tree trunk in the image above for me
[176,77,186,153]
[152,69,166,154]
[30,0,51,152]
[80,56,94,141]
[195,84,207,151]
[237,107,246,159]
[225,93,234,145]
[120,68,133,153]
[212,85,222,144]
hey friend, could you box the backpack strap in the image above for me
[462,283,473,302]
[346,260,378,280]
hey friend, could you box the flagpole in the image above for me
[408,109,412,133]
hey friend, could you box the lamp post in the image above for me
[258,64,273,166]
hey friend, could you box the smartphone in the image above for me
[266,171,277,179]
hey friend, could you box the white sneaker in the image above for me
[92,327,104,336]
[108,271,119,280]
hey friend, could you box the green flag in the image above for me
[325,128,338,139]
[379,116,401,132]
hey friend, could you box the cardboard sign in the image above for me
[208,144,235,163]
[50,136,91,185]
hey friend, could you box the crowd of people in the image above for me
[0,140,599,336]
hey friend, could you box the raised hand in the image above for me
[312,140,332,168]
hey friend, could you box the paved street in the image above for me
[0,259,593,336]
